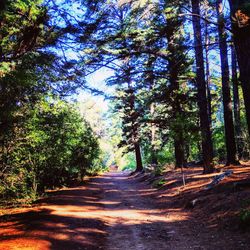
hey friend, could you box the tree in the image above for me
[110,63,144,172]
[166,2,192,168]
[216,0,238,165]
[0,0,105,199]
[204,0,213,127]
[230,0,250,138]
[231,44,243,159]
[191,0,214,173]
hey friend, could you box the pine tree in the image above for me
[216,0,238,165]
[230,0,250,138]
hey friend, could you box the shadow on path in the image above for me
[1,171,246,250]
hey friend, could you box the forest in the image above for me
[0,0,250,249]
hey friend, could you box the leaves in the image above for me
[0,95,101,199]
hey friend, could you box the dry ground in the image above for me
[0,163,250,250]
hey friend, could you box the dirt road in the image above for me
[0,172,248,250]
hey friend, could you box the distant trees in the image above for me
[94,0,250,171]
[82,0,249,172]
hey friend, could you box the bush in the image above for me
[0,96,101,200]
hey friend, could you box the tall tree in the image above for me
[231,43,243,159]
[204,0,212,126]
[164,5,187,168]
[126,72,144,172]
[229,0,250,138]
[216,0,238,165]
[114,69,144,172]
[144,55,158,166]
[191,0,214,173]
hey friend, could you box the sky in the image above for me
[77,67,114,112]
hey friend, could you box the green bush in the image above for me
[0,96,101,200]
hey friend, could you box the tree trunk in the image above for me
[231,44,243,159]
[230,0,250,138]
[174,131,185,168]
[164,11,187,169]
[204,0,212,127]
[147,56,158,166]
[216,0,238,165]
[150,103,158,165]
[191,0,214,173]
[126,62,144,172]
[134,142,143,172]
[167,47,186,168]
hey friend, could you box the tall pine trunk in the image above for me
[231,44,243,159]
[174,130,185,168]
[204,0,212,127]
[147,56,158,166]
[134,142,143,172]
[230,0,250,138]
[191,0,214,173]
[128,86,143,173]
[216,0,238,165]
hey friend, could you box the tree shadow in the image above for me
[1,172,249,250]
[0,205,108,249]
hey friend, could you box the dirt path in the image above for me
[0,172,248,250]
[102,172,180,250]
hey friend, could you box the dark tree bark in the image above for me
[134,142,143,172]
[130,95,143,172]
[229,0,250,138]
[216,0,238,165]
[174,131,185,168]
[204,0,212,127]
[191,0,214,173]
[231,44,243,159]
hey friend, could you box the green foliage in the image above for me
[213,124,226,161]
[121,152,137,171]
[0,96,101,200]
[0,0,51,66]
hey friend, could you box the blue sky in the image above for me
[77,67,114,111]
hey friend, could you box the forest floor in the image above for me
[0,163,250,250]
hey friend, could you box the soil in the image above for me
[0,164,250,250]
